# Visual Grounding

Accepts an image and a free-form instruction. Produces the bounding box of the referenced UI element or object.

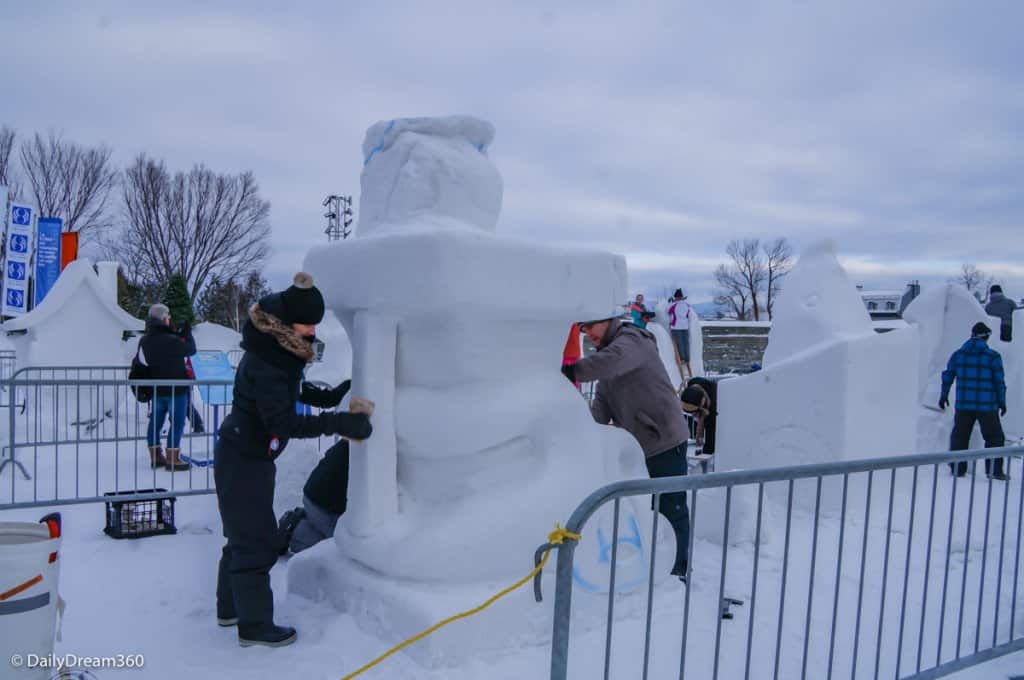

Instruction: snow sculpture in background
[4,260,142,368]
[903,284,1022,450]
[294,116,656,665]
[716,241,919,477]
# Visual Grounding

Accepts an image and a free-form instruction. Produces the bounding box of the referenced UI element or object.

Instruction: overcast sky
[2,1,1022,303]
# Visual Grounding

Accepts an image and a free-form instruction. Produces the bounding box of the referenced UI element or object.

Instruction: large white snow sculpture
[715,241,919,478]
[903,284,1023,449]
[292,116,662,665]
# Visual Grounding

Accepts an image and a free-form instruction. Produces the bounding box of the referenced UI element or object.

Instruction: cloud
[1,1,1021,302]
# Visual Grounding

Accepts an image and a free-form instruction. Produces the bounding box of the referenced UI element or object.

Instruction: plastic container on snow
[0,513,63,679]
[103,489,176,539]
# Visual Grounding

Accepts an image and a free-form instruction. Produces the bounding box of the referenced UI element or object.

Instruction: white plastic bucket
[0,514,62,680]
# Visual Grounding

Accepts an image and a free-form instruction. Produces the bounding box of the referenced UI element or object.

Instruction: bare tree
[19,131,118,240]
[0,126,20,198]
[724,239,767,320]
[115,154,271,301]
[714,264,750,320]
[952,263,994,302]
[763,237,795,320]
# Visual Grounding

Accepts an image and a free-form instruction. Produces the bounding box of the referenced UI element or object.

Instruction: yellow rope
[340,524,582,680]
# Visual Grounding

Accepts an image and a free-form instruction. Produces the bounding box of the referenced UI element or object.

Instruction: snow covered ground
[4,445,1024,679]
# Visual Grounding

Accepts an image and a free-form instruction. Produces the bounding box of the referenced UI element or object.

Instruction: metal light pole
[323,195,353,241]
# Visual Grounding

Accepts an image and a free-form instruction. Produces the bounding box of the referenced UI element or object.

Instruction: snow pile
[4,260,143,368]
[191,322,241,353]
[298,116,656,665]
[716,241,919,499]
[762,240,875,366]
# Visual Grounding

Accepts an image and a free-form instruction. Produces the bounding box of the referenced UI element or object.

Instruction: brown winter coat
[574,321,689,457]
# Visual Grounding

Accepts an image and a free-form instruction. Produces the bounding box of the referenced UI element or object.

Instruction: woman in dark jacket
[214,273,372,648]
[137,304,193,470]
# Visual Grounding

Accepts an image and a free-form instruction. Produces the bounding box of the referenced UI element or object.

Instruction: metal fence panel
[1,368,234,508]
[545,445,1024,680]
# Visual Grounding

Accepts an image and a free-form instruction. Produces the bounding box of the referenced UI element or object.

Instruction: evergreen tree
[162,273,195,327]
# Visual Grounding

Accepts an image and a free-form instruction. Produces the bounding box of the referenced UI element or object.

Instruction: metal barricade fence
[543,445,1024,680]
[0,366,234,509]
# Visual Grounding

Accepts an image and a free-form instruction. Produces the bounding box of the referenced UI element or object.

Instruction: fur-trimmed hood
[248,303,315,363]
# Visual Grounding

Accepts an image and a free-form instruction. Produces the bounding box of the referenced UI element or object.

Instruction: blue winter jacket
[940,338,1006,412]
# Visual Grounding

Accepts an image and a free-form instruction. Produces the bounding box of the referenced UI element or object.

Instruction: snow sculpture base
[289,544,552,667]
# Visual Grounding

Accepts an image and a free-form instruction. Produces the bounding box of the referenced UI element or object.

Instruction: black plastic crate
[103,488,177,539]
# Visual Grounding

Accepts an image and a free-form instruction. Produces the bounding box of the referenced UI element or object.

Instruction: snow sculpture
[903,284,1023,449]
[4,260,143,368]
[293,116,662,665]
[715,241,919,482]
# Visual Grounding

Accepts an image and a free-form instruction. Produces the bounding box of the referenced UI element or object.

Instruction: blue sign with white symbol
[5,289,24,309]
[9,233,28,253]
[7,261,25,281]
[11,205,32,226]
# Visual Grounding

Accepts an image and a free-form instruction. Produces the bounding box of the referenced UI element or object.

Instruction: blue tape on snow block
[363,119,396,166]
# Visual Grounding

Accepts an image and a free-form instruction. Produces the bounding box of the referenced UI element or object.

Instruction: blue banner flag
[34,217,62,307]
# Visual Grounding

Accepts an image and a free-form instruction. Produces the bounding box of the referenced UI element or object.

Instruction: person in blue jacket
[939,322,1008,480]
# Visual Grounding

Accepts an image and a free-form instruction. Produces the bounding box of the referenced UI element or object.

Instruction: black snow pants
[214,434,279,635]
[948,409,1006,477]
[645,442,691,574]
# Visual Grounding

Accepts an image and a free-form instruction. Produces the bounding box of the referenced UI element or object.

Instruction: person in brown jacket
[561,315,691,581]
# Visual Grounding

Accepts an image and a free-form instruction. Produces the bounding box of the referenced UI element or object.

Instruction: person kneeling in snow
[276,395,375,555]
[275,442,348,556]
[562,313,692,582]
[214,273,373,648]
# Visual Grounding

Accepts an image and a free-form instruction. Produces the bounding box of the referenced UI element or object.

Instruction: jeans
[671,329,690,362]
[948,409,1006,477]
[645,442,690,574]
[148,393,188,449]
[289,494,342,554]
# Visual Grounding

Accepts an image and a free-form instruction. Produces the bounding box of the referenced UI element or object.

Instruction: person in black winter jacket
[214,272,372,648]
[137,304,193,470]
[680,377,718,455]
[985,285,1019,342]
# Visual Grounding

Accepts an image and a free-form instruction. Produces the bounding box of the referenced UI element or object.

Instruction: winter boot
[165,448,191,471]
[148,446,167,469]
[276,507,306,556]
[239,624,297,647]
[234,572,297,647]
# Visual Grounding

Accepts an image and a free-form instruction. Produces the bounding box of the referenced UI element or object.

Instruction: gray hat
[148,303,170,320]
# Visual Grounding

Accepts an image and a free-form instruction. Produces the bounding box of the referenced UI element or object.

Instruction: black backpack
[129,353,153,403]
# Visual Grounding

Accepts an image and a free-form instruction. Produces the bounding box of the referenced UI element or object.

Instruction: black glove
[561,363,577,383]
[1000,405,1007,417]
[938,397,948,410]
[328,412,373,440]
[331,379,352,403]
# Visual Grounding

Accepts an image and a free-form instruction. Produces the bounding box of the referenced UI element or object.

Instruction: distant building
[857,281,921,321]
